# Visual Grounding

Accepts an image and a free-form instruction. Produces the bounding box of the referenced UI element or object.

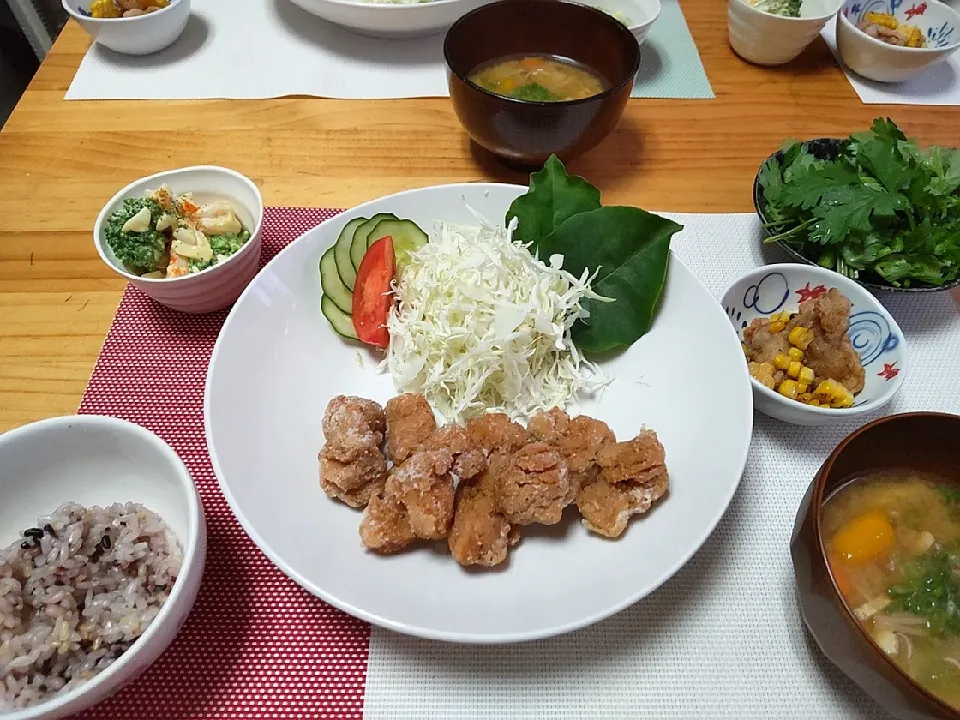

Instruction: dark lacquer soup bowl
[443,0,640,168]
[791,412,960,720]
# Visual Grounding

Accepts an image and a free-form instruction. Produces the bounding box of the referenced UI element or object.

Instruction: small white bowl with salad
[728,0,843,65]
[584,0,661,45]
[94,166,264,314]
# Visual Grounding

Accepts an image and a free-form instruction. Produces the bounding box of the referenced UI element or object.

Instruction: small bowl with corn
[62,0,191,56]
[722,263,907,426]
[835,0,960,83]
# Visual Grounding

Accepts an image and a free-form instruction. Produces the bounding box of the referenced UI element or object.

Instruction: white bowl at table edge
[285,0,497,39]
[0,414,206,720]
[728,0,844,66]
[835,0,960,83]
[61,0,191,56]
[93,165,264,315]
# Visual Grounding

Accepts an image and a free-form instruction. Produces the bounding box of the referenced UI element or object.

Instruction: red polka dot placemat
[74,208,371,720]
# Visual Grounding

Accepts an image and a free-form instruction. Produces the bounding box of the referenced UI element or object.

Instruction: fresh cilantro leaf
[757,118,960,288]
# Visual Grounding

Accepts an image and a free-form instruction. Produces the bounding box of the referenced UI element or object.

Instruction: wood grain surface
[0,1,958,432]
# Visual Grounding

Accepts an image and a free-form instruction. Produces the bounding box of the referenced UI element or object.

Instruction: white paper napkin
[360,212,960,720]
[822,20,960,105]
[65,0,713,100]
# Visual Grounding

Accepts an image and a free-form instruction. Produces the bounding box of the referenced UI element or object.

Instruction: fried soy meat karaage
[360,420,489,555]
[497,442,570,526]
[529,409,614,502]
[447,413,530,567]
[360,448,457,554]
[577,429,669,538]
[790,289,865,393]
[319,396,388,508]
[448,453,518,568]
[385,393,437,465]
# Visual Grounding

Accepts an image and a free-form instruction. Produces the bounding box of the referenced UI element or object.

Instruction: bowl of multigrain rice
[0,415,206,719]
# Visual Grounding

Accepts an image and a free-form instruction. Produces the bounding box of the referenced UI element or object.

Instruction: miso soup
[469,54,608,102]
[822,472,960,710]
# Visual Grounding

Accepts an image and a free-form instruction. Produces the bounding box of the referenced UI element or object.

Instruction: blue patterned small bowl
[836,0,960,82]
[722,264,907,426]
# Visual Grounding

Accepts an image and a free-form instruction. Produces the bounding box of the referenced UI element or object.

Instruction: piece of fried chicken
[741,317,791,366]
[497,442,570,526]
[319,396,388,508]
[425,423,487,481]
[385,393,437,465]
[528,408,614,503]
[466,412,530,457]
[360,446,460,554]
[577,429,669,538]
[789,289,865,393]
[448,453,517,568]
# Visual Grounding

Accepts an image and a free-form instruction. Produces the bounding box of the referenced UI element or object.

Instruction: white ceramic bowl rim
[733,263,907,417]
[734,0,845,23]
[93,165,264,286]
[292,0,474,10]
[625,0,661,31]
[837,2,960,53]
[0,414,203,720]
[62,0,182,22]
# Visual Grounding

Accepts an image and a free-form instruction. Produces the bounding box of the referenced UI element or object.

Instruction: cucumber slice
[365,218,429,271]
[320,247,353,315]
[334,217,366,290]
[321,294,358,341]
[351,212,398,270]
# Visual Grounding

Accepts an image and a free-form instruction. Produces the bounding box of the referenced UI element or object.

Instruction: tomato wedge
[352,235,395,349]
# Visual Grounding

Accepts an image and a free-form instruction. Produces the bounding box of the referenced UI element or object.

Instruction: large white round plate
[205,183,753,643]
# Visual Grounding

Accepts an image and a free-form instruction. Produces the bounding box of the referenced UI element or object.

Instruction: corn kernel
[799,366,816,384]
[788,326,812,350]
[788,347,804,361]
[787,361,802,379]
[806,398,821,407]
[91,0,121,18]
[814,380,855,409]
[768,319,787,334]
[798,382,810,394]
[865,12,898,29]
[773,354,791,371]
[778,379,800,400]
[798,392,814,403]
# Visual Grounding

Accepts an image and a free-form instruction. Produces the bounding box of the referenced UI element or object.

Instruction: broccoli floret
[185,231,251,274]
[209,230,251,257]
[104,198,168,276]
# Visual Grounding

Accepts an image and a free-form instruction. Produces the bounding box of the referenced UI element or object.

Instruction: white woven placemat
[361,212,960,719]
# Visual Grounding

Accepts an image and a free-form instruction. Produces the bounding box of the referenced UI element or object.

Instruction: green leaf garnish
[508,155,681,353]
[506,155,601,252]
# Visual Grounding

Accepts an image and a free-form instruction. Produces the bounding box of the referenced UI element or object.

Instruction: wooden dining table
[0,0,957,434]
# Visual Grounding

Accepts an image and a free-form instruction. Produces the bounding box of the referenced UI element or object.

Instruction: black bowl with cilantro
[753,119,960,293]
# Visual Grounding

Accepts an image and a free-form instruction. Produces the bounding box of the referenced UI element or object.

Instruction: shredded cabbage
[385,211,612,422]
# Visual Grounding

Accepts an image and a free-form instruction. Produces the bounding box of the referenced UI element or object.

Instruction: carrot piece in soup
[830,509,895,564]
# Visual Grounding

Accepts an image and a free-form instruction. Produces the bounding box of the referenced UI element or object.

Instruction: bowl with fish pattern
[722,263,907,426]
